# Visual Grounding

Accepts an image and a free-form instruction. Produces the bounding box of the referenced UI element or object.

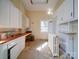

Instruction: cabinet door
[0,44,7,59]
[60,2,65,23]
[68,21,78,33]
[9,1,18,28]
[9,1,22,28]
[74,34,78,59]
[10,45,18,59]
[64,0,73,20]
[0,0,10,28]
[17,36,25,52]
[74,0,78,19]
[56,2,64,24]
[0,0,22,28]
[48,34,53,52]
[14,36,25,57]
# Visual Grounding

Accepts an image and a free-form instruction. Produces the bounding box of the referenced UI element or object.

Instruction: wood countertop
[0,33,31,44]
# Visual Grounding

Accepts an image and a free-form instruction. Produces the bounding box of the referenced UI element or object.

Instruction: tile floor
[17,40,59,59]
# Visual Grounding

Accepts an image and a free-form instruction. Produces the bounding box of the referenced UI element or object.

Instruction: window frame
[40,20,48,32]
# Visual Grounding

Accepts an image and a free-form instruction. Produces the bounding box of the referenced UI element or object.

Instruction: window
[40,20,48,32]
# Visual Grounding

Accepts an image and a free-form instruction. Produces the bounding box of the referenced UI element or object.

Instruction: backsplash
[0,28,31,40]
[0,28,16,33]
[0,28,23,39]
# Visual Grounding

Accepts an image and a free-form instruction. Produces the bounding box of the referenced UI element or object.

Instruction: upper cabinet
[64,0,74,20]
[0,0,23,28]
[9,1,22,28]
[64,0,78,21]
[74,0,78,19]
[56,0,78,24]
[0,0,10,28]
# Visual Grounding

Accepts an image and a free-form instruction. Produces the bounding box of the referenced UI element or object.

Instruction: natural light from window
[36,42,48,51]
[40,20,48,32]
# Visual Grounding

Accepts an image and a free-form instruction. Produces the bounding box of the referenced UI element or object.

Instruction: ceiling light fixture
[48,10,51,15]
[31,0,48,4]
[47,9,53,15]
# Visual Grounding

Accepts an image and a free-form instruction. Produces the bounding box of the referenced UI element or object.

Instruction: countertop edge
[0,33,31,44]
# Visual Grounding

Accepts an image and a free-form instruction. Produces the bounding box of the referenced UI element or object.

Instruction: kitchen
[0,0,78,59]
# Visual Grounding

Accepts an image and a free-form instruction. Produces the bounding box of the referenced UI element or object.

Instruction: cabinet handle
[71,12,73,17]
[61,17,63,20]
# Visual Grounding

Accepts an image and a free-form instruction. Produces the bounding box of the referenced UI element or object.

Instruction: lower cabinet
[0,35,25,59]
[11,36,25,59]
[0,44,8,59]
[48,34,59,56]
[10,45,18,59]
[15,36,25,57]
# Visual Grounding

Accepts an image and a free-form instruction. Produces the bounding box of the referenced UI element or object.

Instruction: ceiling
[22,0,59,11]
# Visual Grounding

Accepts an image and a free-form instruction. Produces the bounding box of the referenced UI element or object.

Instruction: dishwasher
[7,42,17,59]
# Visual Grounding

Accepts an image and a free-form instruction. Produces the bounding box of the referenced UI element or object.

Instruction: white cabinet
[14,36,25,56]
[48,34,53,51]
[55,0,78,58]
[57,0,78,24]
[9,36,25,59]
[0,44,8,59]
[48,34,59,56]
[0,0,22,28]
[64,0,74,20]
[58,0,74,22]
[65,0,78,20]
[9,1,17,28]
[56,1,66,24]
[73,34,78,59]
[74,0,78,19]
[7,40,17,59]
[68,21,78,33]
[7,40,18,59]
[0,0,10,28]
[9,1,22,28]
[59,20,78,34]
[57,0,78,33]
[0,35,25,59]
[48,17,59,56]
[7,36,25,59]
[10,45,18,59]
[58,21,78,58]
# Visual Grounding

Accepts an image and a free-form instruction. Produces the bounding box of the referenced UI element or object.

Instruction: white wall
[22,15,30,29]
[26,11,53,40]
